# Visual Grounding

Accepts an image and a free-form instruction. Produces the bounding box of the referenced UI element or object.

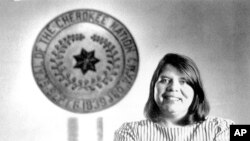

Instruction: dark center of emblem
[73,48,100,75]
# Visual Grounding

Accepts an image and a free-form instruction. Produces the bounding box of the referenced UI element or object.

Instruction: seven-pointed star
[73,48,100,75]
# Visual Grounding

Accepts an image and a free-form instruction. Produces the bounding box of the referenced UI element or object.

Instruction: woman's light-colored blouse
[114,117,234,141]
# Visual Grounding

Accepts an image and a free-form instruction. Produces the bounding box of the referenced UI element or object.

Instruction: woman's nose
[167,80,180,92]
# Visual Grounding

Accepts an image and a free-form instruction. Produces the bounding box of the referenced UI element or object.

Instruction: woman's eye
[179,79,186,84]
[159,78,170,83]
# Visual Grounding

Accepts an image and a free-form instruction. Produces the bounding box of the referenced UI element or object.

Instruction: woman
[114,53,234,141]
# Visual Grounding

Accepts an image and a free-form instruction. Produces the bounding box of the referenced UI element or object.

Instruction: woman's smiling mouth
[162,95,182,102]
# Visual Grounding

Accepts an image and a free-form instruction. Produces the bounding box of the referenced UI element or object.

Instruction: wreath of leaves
[50,34,86,90]
[88,34,121,89]
[50,33,121,92]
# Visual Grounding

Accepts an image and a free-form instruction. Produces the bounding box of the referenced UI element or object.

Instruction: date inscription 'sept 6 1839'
[32,9,139,113]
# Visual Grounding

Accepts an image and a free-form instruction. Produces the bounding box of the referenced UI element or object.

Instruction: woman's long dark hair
[144,53,210,125]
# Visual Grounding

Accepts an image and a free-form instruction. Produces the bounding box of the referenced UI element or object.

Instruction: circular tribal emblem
[32,9,139,113]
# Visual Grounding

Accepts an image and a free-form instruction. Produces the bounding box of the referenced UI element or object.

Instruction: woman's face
[154,64,194,119]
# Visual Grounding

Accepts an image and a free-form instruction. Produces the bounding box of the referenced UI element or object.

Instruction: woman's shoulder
[205,116,235,125]
[118,119,152,128]
[115,119,154,132]
[199,116,234,139]
[114,119,150,138]
[204,116,235,131]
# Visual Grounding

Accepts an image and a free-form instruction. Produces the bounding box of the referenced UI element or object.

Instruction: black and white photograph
[1,0,250,140]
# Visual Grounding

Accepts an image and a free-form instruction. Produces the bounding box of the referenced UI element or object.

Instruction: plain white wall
[1,0,250,141]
